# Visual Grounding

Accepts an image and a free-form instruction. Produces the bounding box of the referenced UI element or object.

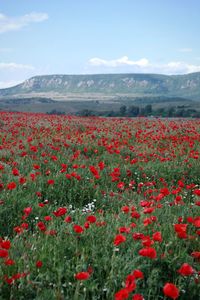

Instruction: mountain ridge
[0,72,200,101]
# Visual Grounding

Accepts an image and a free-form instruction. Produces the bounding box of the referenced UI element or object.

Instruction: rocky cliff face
[0,72,200,100]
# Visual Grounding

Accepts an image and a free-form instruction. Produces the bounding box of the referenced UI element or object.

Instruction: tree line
[77,104,200,118]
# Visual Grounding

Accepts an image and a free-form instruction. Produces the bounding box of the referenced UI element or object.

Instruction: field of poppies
[0,112,200,300]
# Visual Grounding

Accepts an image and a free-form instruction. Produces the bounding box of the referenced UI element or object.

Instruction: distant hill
[0,72,200,101]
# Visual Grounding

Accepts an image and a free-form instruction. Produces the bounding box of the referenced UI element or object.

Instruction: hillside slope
[0,72,200,101]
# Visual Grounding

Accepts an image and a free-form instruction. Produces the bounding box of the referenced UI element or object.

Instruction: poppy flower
[73,224,84,234]
[47,179,55,185]
[152,232,162,242]
[125,274,136,292]
[75,271,90,280]
[117,182,125,189]
[53,207,67,217]
[114,288,129,300]
[37,221,46,232]
[121,206,130,213]
[0,240,11,250]
[174,224,187,239]
[191,251,200,260]
[44,216,52,221]
[114,234,126,246]
[193,217,200,228]
[132,269,144,279]
[4,259,15,266]
[163,283,179,299]
[12,168,19,176]
[139,247,157,259]
[142,236,153,247]
[177,263,195,276]
[89,166,100,179]
[64,216,72,223]
[23,207,32,216]
[193,189,200,196]
[132,294,144,300]
[0,249,8,258]
[86,215,97,223]
[7,182,17,190]
[36,260,43,268]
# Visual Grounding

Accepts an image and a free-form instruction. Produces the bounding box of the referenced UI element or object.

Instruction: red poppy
[119,227,131,234]
[73,224,84,234]
[53,207,67,217]
[132,294,144,300]
[19,177,26,184]
[36,260,43,268]
[0,240,11,250]
[37,221,46,232]
[114,234,126,246]
[142,236,154,247]
[193,189,200,196]
[75,271,90,280]
[12,168,19,176]
[7,182,17,190]
[89,166,100,179]
[23,207,32,216]
[191,251,200,260]
[4,259,15,266]
[132,269,144,279]
[139,247,157,259]
[47,179,55,185]
[177,263,195,276]
[44,216,52,221]
[152,232,162,242]
[86,215,97,223]
[64,216,72,223]
[125,274,136,292]
[117,182,125,189]
[174,224,187,239]
[115,288,129,300]
[84,222,90,229]
[132,233,145,240]
[21,223,28,229]
[193,217,200,228]
[0,249,8,258]
[163,283,179,299]
[121,206,130,213]
[131,211,140,219]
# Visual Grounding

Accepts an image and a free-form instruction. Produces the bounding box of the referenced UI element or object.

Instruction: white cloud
[161,61,200,74]
[88,56,200,75]
[0,80,23,89]
[89,56,149,67]
[0,62,35,71]
[179,48,193,53]
[0,12,48,34]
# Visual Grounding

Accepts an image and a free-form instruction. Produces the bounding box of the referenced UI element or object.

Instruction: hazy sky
[1,0,200,88]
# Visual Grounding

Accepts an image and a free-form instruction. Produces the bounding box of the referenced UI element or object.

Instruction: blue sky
[1,0,200,88]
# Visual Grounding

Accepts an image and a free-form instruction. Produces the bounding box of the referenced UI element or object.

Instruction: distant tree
[155,107,165,117]
[47,109,65,115]
[107,110,116,117]
[175,109,186,117]
[78,109,94,116]
[167,107,175,117]
[127,105,140,117]
[120,105,127,116]
[144,104,152,115]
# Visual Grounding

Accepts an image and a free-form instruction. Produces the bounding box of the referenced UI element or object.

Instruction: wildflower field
[0,112,200,300]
